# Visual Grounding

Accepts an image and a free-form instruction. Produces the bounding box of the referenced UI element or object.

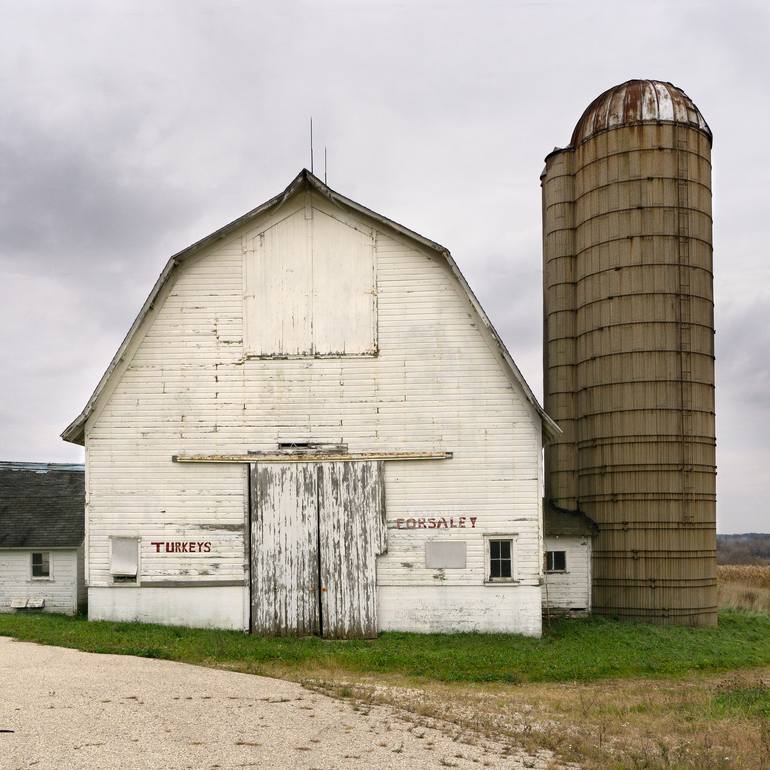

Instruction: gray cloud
[0,0,767,531]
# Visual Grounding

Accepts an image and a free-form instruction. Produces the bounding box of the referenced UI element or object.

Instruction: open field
[2,569,769,770]
[718,564,770,615]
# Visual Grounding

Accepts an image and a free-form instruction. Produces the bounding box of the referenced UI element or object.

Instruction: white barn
[0,462,86,616]
[62,170,558,638]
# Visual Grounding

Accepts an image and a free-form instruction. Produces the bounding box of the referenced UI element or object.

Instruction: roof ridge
[0,461,84,472]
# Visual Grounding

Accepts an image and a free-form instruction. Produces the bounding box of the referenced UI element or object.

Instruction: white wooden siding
[244,208,313,356]
[310,209,376,355]
[251,463,320,635]
[84,191,543,631]
[243,204,376,356]
[542,536,592,612]
[0,550,80,615]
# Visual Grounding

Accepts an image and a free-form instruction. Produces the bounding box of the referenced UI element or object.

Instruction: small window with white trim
[111,537,139,583]
[31,552,51,579]
[485,536,518,583]
[545,550,567,573]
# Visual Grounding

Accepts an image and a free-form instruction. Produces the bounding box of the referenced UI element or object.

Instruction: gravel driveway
[0,636,558,769]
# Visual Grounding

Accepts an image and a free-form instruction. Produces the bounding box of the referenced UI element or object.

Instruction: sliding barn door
[250,463,320,635]
[250,461,386,638]
[318,461,386,639]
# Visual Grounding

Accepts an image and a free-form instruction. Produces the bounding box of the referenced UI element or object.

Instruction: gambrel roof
[0,462,85,548]
[62,169,558,444]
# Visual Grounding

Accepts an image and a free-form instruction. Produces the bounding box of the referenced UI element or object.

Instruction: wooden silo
[542,80,717,626]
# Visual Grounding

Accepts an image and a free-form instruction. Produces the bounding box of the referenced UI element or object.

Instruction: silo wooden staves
[542,80,717,625]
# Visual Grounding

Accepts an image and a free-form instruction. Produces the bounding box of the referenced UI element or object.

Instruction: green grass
[713,681,770,718]
[0,610,769,684]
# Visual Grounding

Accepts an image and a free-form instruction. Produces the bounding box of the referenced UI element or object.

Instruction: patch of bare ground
[287,667,770,770]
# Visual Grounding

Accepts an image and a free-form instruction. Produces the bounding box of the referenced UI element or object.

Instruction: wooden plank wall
[250,463,320,635]
[84,192,543,626]
[541,536,591,612]
[318,461,385,639]
[0,550,79,615]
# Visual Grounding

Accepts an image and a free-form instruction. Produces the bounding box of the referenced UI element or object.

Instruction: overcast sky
[1,0,767,532]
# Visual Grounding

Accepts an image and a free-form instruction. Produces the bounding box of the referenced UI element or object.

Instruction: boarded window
[31,552,50,578]
[425,541,466,569]
[244,207,376,357]
[111,537,139,578]
[545,550,567,572]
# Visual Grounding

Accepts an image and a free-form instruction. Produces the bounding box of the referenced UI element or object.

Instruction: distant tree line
[718,534,770,565]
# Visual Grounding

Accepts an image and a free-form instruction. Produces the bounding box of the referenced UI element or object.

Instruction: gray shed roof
[0,462,85,548]
[61,169,560,445]
[544,501,597,537]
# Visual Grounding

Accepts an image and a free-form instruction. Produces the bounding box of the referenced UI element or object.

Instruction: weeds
[718,565,770,614]
[712,677,770,718]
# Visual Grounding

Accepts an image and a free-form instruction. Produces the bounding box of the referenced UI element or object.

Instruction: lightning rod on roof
[310,117,314,174]
[324,146,327,184]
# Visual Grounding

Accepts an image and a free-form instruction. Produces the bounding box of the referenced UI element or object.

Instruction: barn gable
[62,169,556,445]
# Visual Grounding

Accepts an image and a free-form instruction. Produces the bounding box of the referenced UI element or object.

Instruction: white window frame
[544,549,568,574]
[483,534,519,584]
[30,551,52,581]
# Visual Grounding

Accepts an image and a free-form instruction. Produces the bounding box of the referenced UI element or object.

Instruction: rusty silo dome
[570,79,712,147]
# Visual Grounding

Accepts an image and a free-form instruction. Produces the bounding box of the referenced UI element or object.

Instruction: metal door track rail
[173,451,453,464]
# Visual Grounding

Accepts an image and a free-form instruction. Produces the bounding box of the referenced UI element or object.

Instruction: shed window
[111,537,139,581]
[31,552,50,579]
[485,537,518,582]
[545,550,567,572]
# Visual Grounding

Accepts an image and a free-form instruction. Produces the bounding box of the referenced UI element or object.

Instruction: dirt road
[0,636,558,769]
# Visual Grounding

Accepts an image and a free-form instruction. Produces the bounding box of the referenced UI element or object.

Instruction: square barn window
[31,552,50,579]
[545,550,567,572]
[486,537,518,583]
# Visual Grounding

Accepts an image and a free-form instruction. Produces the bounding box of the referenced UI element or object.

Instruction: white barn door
[250,463,320,636]
[318,461,386,639]
[250,461,386,638]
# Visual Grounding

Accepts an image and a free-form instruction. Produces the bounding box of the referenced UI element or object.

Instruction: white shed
[62,170,558,638]
[0,462,86,616]
[542,504,596,616]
